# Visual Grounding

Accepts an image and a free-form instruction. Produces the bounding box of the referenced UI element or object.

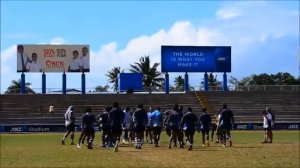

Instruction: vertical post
[223,72,227,91]
[81,72,86,94]
[62,72,66,94]
[184,72,189,92]
[204,72,208,91]
[21,73,25,94]
[165,73,169,94]
[42,72,46,94]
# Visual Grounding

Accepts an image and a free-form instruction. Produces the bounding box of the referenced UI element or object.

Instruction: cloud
[1,1,299,92]
[216,8,243,20]
[50,37,65,44]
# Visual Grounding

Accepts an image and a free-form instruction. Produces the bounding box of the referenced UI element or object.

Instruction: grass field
[1,131,299,168]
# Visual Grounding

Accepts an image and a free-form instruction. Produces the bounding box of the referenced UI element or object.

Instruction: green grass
[1,131,299,168]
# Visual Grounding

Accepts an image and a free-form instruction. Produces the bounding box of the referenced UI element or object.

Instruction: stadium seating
[194,91,300,123]
[0,91,299,125]
[0,93,201,125]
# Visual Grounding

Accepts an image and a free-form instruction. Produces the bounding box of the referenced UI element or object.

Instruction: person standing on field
[145,107,154,144]
[150,107,163,147]
[181,107,198,150]
[133,104,148,149]
[199,107,212,147]
[62,106,75,145]
[108,102,124,152]
[218,104,234,147]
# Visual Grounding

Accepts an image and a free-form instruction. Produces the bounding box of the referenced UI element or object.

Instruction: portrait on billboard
[68,50,82,72]
[80,47,90,72]
[26,53,42,72]
[17,45,31,72]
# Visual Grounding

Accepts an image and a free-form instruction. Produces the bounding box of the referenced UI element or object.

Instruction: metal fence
[3,85,300,94]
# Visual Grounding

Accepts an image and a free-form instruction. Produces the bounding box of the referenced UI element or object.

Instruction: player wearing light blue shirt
[150,107,163,147]
[146,107,153,144]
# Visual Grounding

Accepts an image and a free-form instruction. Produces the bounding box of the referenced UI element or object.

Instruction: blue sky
[1,1,299,92]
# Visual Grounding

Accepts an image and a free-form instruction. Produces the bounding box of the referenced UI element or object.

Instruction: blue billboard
[161,46,231,72]
[118,73,143,92]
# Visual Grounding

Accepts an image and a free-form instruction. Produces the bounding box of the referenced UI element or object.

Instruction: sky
[1,0,299,93]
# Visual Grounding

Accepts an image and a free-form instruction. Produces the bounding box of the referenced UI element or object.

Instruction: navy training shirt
[199,112,212,130]
[82,112,96,128]
[181,112,198,131]
[109,107,125,127]
[219,109,234,126]
[133,108,148,127]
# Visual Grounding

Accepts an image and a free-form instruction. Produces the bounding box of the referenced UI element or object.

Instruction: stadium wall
[1,123,299,133]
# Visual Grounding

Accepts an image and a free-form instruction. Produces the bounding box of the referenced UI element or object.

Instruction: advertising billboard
[118,73,143,92]
[161,46,231,72]
[17,45,90,73]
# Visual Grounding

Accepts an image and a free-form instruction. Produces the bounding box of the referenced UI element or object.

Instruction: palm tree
[5,79,35,94]
[106,67,123,92]
[129,55,164,88]
[95,84,109,92]
[200,73,221,90]
[207,73,221,86]
[174,75,184,90]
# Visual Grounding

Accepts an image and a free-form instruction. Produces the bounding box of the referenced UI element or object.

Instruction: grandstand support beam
[223,72,227,91]
[62,72,66,94]
[165,73,169,94]
[204,72,208,91]
[21,73,25,94]
[184,72,189,92]
[81,72,86,94]
[42,72,46,94]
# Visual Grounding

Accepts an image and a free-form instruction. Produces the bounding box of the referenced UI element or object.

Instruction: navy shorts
[184,129,195,135]
[66,123,75,132]
[134,125,145,134]
[111,125,122,135]
[83,127,95,135]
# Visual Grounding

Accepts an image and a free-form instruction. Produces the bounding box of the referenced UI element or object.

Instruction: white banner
[17,44,90,73]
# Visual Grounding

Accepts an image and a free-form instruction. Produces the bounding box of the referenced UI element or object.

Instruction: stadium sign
[161,46,231,72]
[17,44,90,73]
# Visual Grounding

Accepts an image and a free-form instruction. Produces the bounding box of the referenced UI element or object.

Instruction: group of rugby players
[61,102,235,151]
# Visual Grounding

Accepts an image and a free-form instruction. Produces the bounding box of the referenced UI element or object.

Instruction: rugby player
[218,104,234,147]
[199,107,212,147]
[266,107,274,143]
[150,107,163,147]
[61,106,75,145]
[108,102,124,152]
[98,106,112,147]
[123,107,132,144]
[81,107,96,149]
[181,107,198,150]
[166,104,182,149]
[178,105,185,148]
[133,104,148,149]
[145,107,154,144]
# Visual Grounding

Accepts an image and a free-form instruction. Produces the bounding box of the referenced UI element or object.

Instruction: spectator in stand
[49,104,54,115]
